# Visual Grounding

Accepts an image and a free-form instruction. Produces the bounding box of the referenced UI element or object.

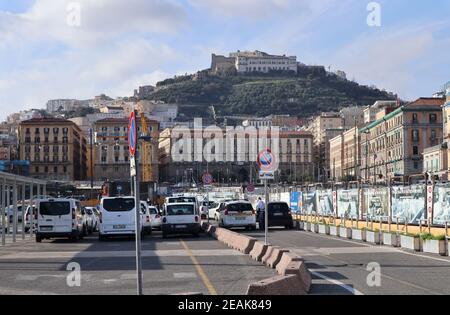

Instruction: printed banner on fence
[432,185,450,226]
[290,192,302,213]
[316,189,334,216]
[363,187,389,220]
[303,191,316,214]
[337,189,359,218]
[391,185,426,224]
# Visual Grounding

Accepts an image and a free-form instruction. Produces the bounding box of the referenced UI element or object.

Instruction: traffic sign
[130,157,137,177]
[128,111,137,157]
[257,149,276,172]
[247,184,255,193]
[259,171,275,180]
[202,172,214,185]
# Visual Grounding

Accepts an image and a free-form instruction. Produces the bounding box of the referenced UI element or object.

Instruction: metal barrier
[0,171,47,246]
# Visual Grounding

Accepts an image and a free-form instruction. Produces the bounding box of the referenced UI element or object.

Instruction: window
[35,167,39,173]
[53,128,59,134]
[115,156,119,162]
[44,128,50,134]
[413,146,419,155]
[62,128,68,134]
[430,114,437,124]
[431,130,437,141]
[103,198,135,212]
[414,161,419,169]
[54,166,58,173]
[412,113,418,123]
[63,166,67,173]
[62,136,68,144]
[45,166,48,173]
[101,156,107,163]
[412,130,419,142]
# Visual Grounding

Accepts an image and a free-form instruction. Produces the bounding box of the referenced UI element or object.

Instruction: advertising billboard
[337,189,359,218]
[363,187,390,220]
[432,185,450,226]
[290,192,302,213]
[391,185,426,224]
[316,189,334,216]
[303,191,316,214]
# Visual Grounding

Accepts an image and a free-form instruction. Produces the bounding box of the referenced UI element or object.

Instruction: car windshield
[39,202,71,216]
[167,204,195,216]
[227,203,253,212]
[202,201,215,207]
[268,203,290,212]
[149,208,158,215]
[103,198,135,212]
[86,209,93,215]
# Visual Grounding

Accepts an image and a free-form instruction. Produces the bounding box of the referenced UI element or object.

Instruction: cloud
[329,21,450,99]
[0,0,188,48]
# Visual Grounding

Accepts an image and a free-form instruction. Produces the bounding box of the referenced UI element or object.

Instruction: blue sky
[0,0,449,121]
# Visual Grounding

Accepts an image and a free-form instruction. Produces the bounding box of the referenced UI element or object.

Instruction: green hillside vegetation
[148,66,395,119]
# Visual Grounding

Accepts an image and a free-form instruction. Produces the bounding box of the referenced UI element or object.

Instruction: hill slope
[147,66,395,119]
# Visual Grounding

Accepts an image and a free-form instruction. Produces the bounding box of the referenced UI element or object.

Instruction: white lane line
[0,249,244,260]
[173,272,197,279]
[310,270,364,296]
[296,231,450,264]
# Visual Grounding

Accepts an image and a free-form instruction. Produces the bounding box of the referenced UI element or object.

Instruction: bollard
[356,215,359,230]
[396,217,399,232]
[405,217,408,234]
[419,220,422,234]
[388,216,392,234]
[428,218,431,234]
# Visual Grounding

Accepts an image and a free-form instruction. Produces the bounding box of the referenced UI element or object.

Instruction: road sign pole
[129,109,143,296]
[265,179,269,245]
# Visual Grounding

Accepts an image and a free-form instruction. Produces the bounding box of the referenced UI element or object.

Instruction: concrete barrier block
[250,241,269,262]
[282,260,312,293]
[276,252,304,275]
[262,247,290,269]
[234,235,257,254]
[246,275,307,296]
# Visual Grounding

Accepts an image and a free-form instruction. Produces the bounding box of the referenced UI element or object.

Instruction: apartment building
[92,118,159,182]
[19,118,87,181]
[159,128,314,184]
[360,98,444,183]
[329,135,344,181]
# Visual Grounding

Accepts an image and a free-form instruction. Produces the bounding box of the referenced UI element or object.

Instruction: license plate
[113,225,126,230]
[176,225,187,229]
[40,226,53,232]
[235,217,246,221]
[274,213,284,217]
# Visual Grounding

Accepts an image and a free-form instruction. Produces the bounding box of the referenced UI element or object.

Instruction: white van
[162,203,201,238]
[140,201,153,235]
[36,198,86,243]
[99,197,143,241]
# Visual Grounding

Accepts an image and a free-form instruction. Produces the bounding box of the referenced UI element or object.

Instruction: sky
[0,0,449,121]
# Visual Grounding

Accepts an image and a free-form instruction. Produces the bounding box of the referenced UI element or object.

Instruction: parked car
[149,206,162,230]
[257,202,294,230]
[217,200,257,230]
[162,202,201,238]
[24,205,37,233]
[6,205,24,223]
[99,196,144,241]
[85,207,99,234]
[140,201,153,235]
[35,198,86,243]
[208,201,221,220]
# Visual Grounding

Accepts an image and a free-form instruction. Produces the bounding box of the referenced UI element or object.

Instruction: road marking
[296,231,450,264]
[174,272,197,279]
[288,246,398,256]
[180,239,218,296]
[0,249,243,260]
[310,270,364,295]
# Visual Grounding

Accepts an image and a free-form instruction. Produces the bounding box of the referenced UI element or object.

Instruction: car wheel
[36,236,42,243]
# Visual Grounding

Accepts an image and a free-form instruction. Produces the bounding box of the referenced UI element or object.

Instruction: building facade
[360,98,444,183]
[19,118,87,181]
[212,51,297,74]
[92,118,159,183]
[423,143,448,180]
[159,128,314,184]
[329,135,344,181]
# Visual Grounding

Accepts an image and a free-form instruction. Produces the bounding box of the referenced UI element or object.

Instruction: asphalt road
[242,227,450,295]
[0,230,275,295]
